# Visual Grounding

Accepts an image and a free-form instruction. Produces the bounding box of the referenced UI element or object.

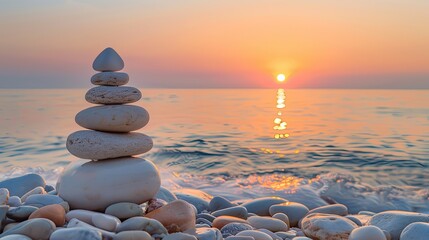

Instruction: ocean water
[0,89,428,213]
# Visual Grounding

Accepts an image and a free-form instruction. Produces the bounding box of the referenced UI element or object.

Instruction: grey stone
[209,196,236,212]
[0,174,45,197]
[7,206,38,221]
[221,222,253,238]
[241,197,287,216]
[50,227,102,240]
[23,194,64,208]
[212,206,248,219]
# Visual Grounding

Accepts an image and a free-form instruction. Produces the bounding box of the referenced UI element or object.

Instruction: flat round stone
[66,130,153,160]
[85,86,141,105]
[57,157,161,211]
[93,47,124,72]
[91,72,129,86]
[75,105,149,133]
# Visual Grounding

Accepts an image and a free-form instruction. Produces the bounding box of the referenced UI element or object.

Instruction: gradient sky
[1,0,428,89]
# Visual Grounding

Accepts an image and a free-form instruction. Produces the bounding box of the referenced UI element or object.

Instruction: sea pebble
[349,226,387,240]
[368,210,429,240]
[0,188,9,205]
[145,200,196,233]
[20,187,46,202]
[174,189,212,213]
[345,215,363,226]
[196,227,222,240]
[247,216,288,232]
[155,187,177,203]
[358,210,376,216]
[44,185,55,192]
[272,213,290,227]
[241,197,287,216]
[66,131,153,160]
[306,203,348,216]
[7,206,38,221]
[105,202,144,220]
[213,216,249,229]
[85,86,142,105]
[275,231,296,239]
[116,216,167,235]
[400,222,429,240]
[197,218,213,226]
[93,47,124,72]
[28,204,65,227]
[67,218,115,239]
[0,174,45,197]
[50,227,102,240]
[197,213,216,222]
[257,229,282,240]
[65,210,121,232]
[301,213,357,240]
[220,222,253,238]
[58,157,160,211]
[112,230,152,240]
[91,72,129,86]
[292,237,312,240]
[7,196,21,207]
[0,205,9,228]
[212,206,248,219]
[0,234,31,240]
[145,198,167,214]
[210,196,237,211]
[163,232,198,240]
[225,237,255,240]
[2,223,19,233]
[269,202,309,227]
[76,105,149,133]
[23,194,64,208]
[236,230,273,240]
[0,218,55,240]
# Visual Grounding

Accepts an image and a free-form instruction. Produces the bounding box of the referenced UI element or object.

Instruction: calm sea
[0,89,428,213]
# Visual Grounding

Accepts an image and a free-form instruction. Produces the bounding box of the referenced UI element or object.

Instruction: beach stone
[196,227,222,240]
[221,222,253,238]
[307,203,348,216]
[91,72,129,86]
[210,196,237,211]
[272,213,290,227]
[275,231,296,239]
[113,230,152,240]
[44,185,55,192]
[0,205,9,227]
[116,216,168,235]
[247,216,288,232]
[85,86,142,105]
[163,232,197,240]
[0,188,9,205]
[241,197,287,216]
[145,198,167,214]
[258,229,282,240]
[301,213,357,240]
[358,210,376,216]
[400,222,429,240]
[93,47,124,72]
[292,237,312,240]
[28,204,65,227]
[91,213,121,232]
[213,216,249,229]
[225,237,255,240]
[0,235,31,240]
[197,213,216,222]
[7,196,21,207]
[345,215,363,226]
[7,206,38,221]
[23,194,64,208]
[67,218,115,239]
[197,218,213,226]
[66,131,153,160]
[349,226,387,240]
[236,230,272,240]
[0,174,45,197]
[269,202,309,227]
[20,187,46,203]
[174,189,212,213]
[105,202,143,220]
[50,227,102,240]
[58,157,160,211]
[155,187,177,203]
[0,218,55,240]
[3,223,20,233]
[368,211,429,240]
[76,105,149,133]
[212,206,248,219]
[146,199,196,233]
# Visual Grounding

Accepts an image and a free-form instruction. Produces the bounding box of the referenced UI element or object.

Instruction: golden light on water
[276,74,286,82]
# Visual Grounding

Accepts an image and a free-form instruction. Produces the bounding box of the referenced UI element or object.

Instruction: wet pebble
[220,222,253,238]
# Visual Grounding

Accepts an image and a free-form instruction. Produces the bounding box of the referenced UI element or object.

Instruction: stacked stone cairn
[0,48,428,240]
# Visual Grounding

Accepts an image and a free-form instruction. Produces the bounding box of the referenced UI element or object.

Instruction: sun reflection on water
[273,88,289,139]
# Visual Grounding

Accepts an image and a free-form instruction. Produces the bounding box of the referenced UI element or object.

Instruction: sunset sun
[277,74,286,82]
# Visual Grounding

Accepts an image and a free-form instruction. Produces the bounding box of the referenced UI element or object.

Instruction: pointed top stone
[92,47,125,72]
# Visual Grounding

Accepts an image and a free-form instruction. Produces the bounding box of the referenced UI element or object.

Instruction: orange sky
[0,1,428,88]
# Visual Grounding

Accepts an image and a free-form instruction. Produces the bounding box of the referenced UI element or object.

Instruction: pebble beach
[0,48,428,240]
